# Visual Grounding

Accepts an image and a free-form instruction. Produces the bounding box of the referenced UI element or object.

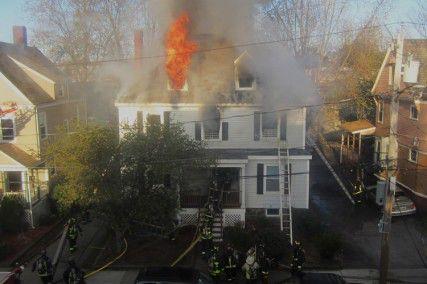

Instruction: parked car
[392,189,416,216]
[134,267,213,284]
[366,185,416,216]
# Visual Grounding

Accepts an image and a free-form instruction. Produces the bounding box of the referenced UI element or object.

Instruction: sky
[0,0,423,44]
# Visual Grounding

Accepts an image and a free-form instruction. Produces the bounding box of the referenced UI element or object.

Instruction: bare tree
[25,0,152,81]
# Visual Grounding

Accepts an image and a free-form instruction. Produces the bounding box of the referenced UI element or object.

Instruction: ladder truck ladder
[278,142,293,244]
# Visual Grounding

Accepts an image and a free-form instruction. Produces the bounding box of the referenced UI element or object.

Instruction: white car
[392,189,417,216]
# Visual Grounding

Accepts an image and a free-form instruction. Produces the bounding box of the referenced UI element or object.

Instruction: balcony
[180,191,241,208]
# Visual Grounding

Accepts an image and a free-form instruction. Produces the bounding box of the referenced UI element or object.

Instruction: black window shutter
[195,122,202,140]
[280,112,287,141]
[136,111,143,132]
[254,112,260,141]
[257,163,264,194]
[222,122,229,141]
[164,111,171,127]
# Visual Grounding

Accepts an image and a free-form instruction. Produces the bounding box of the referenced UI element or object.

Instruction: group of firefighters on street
[200,193,306,283]
[31,217,85,284]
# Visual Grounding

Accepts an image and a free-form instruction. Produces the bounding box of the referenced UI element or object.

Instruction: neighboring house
[372,35,427,211]
[116,32,312,237]
[0,26,85,226]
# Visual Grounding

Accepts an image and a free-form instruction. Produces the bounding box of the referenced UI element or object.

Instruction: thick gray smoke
[107,0,317,109]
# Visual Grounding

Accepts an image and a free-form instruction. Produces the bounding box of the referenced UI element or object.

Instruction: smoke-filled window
[262,112,278,138]
[201,107,221,140]
[235,52,255,90]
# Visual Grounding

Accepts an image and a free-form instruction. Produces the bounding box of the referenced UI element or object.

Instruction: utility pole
[379,33,403,284]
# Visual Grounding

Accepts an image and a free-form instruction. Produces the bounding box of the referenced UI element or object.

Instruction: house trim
[371,47,391,93]
[248,155,312,160]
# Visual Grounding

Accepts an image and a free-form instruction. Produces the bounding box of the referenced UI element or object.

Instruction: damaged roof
[117,34,261,105]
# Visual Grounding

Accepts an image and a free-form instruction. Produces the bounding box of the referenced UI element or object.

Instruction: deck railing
[180,191,241,208]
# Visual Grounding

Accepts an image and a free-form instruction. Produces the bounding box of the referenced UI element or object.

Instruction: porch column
[358,133,362,156]
[241,165,246,209]
[340,133,344,164]
[22,171,34,228]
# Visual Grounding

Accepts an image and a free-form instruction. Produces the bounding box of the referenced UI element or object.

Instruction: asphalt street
[310,151,427,269]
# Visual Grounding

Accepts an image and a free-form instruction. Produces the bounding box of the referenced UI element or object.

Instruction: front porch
[180,166,244,209]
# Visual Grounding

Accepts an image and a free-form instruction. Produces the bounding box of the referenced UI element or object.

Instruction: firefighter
[66,218,82,254]
[257,243,269,283]
[222,244,237,282]
[32,249,53,284]
[242,253,259,283]
[290,240,305,277]
[202,202,214,227]
[208,246,222,283]
[200,225,213,258]
[63,259,85,284]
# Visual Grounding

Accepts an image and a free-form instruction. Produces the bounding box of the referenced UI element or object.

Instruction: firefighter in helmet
[257,243,270,283]
[290,240,305,277]
[208,246,222,282]
[200,224,213,258]
[66,218,82,254]
[63,259,85,284]
[222,244,238,282]
[242,250,259,283]
[32,249,53,284]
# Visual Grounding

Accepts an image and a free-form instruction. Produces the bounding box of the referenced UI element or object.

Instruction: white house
[116,33,312,237]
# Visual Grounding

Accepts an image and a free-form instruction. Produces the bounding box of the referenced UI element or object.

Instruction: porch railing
[180,191,241,208]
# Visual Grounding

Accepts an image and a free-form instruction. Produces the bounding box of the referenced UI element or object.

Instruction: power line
[54,21,426,67]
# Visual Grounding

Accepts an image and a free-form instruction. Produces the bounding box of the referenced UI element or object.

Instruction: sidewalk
[13,219,106,283]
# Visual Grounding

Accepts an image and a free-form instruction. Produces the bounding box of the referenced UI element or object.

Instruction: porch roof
[340,119,376,135]
[0,144,40,168]
[210,148,312,159]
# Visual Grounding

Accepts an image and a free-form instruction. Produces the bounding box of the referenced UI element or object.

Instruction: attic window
[235,53,256,90]
[167,80,188,92]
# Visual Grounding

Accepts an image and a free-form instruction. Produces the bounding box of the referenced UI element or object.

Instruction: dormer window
[167,80,188,92]
[235,51,256,90]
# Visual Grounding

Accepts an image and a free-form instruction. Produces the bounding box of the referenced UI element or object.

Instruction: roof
[0,42,65,105]
[341,119,376,135]
[0,144,40,167]
[0,52,53,104]
[211,148,312,159]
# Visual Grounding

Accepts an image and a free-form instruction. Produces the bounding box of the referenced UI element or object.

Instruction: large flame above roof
[165,13,198,90]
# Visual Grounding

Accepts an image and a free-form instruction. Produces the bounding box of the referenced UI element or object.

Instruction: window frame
[377,100,384,123]
[265,165,280,193]
[265,208,280,217]
[261,112,278,139]
[408,148,418,163]
[410,104,419,120]
[235,64,256,91]
[0,116,16,142]
[38,112,48,140]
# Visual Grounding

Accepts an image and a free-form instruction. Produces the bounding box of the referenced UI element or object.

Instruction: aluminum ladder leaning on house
[278,141,293,244]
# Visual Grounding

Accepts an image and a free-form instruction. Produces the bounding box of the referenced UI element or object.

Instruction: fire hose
[84,237,128,279]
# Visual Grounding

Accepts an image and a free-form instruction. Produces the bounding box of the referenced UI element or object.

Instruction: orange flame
[165,13,198,90]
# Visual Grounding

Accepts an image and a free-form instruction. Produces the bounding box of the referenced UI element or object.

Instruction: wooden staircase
[212,211,223,243]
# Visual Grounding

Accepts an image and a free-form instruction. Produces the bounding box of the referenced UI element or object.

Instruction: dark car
[134,267,213,284]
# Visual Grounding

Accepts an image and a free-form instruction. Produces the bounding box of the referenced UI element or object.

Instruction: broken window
[0,118,14,141]
[235,55,255,90]
[262,112,278,138]
[201,107,220,140]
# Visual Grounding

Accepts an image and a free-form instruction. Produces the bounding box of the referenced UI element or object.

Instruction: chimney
[134,30,143,59]
[13,26,27,47]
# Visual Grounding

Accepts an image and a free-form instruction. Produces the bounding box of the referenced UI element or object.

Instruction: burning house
[116,5,313,236]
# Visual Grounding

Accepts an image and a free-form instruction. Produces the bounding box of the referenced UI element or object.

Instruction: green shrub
[258,227,291,260]
[0,242,9,260]
[0,195,27,233]
[315,232,343,260]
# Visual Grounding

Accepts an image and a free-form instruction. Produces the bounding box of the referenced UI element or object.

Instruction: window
[375,139,381,162]
[136,111,144,132]
[410,104,419,120]
[377,101,384,123]
[235,59,256,90]
[409,148,418,163]
[38,112,47,140]
[202,107,220,140]
[147,114,161,126]
[0,118,14,141]
[262,112,278,138]
[265,165,279,192]
[5,171,22,192]
[266,208,280,216]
